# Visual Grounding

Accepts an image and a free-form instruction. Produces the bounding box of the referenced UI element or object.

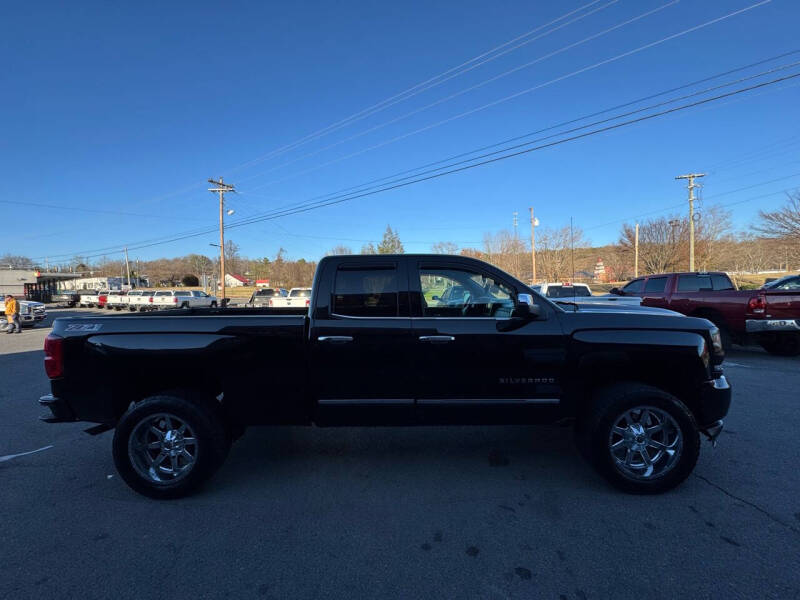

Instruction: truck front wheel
[577,383,700,494]
[112,394,230,499]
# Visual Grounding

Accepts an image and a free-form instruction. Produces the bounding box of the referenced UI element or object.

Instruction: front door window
[419,268,515,318]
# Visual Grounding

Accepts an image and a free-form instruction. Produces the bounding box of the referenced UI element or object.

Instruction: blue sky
[2,0,799,264]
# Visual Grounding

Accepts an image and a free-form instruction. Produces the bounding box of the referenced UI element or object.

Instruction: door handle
[317,336,353,343]
[418,335,455,343]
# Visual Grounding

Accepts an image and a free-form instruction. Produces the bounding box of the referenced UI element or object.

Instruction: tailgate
[763,290,800,319]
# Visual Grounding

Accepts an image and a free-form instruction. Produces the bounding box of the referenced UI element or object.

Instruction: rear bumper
[696,375,731,429]
[39,394,76,423]
[746,318,800,333]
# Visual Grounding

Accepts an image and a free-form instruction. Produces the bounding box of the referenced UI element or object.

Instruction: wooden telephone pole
[208,177,235,302]
[675,173,705,271]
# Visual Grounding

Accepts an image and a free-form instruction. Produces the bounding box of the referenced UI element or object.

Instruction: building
[255,279,270,287]
[58,276,147,292]
[225,273,250,287]
[0,269,81,302]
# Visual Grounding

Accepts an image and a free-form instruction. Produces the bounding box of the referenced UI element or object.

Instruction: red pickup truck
[611,272,800,356]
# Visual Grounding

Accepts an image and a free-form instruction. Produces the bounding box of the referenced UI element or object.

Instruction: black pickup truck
[40,254,730,498]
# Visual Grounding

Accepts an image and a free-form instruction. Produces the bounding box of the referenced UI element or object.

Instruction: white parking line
[724,362,751,368]
[0,445,54,463]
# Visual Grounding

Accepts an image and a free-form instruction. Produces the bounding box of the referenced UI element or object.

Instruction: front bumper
[39,394,76,423]
[746,318,800,333]
[696,375,731,430]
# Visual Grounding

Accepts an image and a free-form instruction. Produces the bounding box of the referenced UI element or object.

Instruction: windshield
[289,289,311,297]
[253,289,276,297]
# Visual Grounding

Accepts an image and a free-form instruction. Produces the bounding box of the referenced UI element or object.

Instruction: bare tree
[327,245,353,255]
[224,240,240,275]
[360,243,377,255]
[620,217,685,274]
[431,241,459,255]
[755,192,800,240]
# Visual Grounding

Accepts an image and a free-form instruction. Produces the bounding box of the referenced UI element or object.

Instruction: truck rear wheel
[112,394,230,499]
[759,333,800,356]
[576,383,700,494]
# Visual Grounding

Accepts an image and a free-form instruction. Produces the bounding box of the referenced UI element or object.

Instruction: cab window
[333,268,398,317]
[419,267,515,318]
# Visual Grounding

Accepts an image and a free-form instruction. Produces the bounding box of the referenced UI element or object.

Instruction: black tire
[576,382,700,494]
[210,301,217,308]
[112,394,230,499]
[759,333,800,356]
[181,302,189,309]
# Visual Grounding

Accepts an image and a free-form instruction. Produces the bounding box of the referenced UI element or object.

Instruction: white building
[224,273,250,287]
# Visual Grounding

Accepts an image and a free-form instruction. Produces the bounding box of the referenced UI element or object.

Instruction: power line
[235,0,676,186]
[224,0,618,175]
[240,49,800,212]
[32,70,799,261]
[239,58,800,217]
[244,0,773,192]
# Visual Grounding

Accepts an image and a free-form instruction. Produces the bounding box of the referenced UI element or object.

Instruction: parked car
[610,271,800,355]
[51,290,79,308]
[41,254,730,499]
[268,287,312,308]
[248,288,280,307]
[78,290,99,308]
[150,290,218,310]
[106,291,129,311]
[126,290,155,312]
[746,274,800,355]
[1,298,46,328]
[532,282,642,305]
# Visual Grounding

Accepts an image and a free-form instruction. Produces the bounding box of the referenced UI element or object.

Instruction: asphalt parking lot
[1,308,799,599]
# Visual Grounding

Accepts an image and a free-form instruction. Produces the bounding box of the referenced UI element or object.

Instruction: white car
[268,287,312,308]
[0,299,47,329]
[531,282,642,305]
[151,290,218,310]
[127,290,155,312]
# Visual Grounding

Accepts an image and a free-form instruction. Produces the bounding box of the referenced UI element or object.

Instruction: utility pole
[124,247,131,287]
[208,177,235,302]
[529,208,538,284]
[512,211,519,279]
[634,223,639,278]
[675,173,705,271]
[570,216,575,282]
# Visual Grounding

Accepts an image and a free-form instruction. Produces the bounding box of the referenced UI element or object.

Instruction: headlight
[709,327,724,355]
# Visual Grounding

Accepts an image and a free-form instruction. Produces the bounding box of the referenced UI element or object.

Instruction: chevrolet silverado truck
[40,254,730,499]
[611,271,800,355]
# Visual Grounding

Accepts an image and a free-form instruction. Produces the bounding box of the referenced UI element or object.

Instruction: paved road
[1,308,799,599]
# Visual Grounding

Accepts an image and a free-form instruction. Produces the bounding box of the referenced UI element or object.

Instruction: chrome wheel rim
[609,406,682,480]
[128,413,198,485]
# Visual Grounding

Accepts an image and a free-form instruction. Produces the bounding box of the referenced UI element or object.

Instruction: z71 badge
[65,323,102,332]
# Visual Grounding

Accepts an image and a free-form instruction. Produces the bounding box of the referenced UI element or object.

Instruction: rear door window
[333,268,398,317]
[677,275,712,292]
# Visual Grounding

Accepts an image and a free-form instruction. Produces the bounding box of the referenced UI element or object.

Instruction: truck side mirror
[514,293,540,319]
[609,287,621,295]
